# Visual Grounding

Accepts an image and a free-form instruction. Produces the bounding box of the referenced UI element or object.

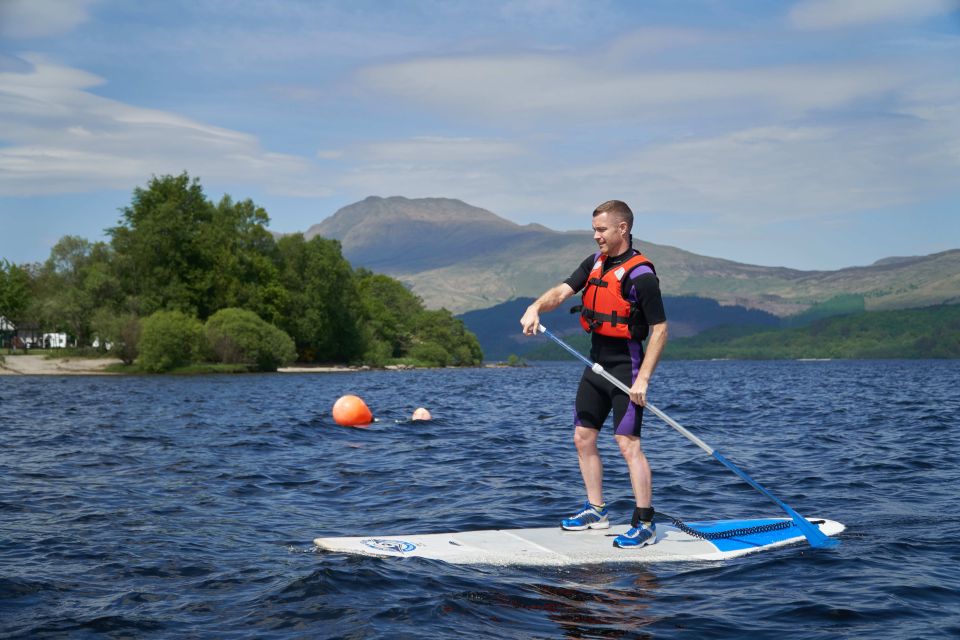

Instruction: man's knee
[615,434,642,458]
[573,426,599,451]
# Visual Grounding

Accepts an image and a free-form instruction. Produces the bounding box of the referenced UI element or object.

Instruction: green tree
[31,237,118,346]
[276,234,364,362]
[138,310,204,372]
[201,196,287,322]
[408,341,451,366]
[353,269,484,366]
[91,309,140,364]
[109,173,287,323]
[204,307,296,371]
[0,259,31,323]
[413,308,483,365]
[109,173,217,317]
[355,269,421,360]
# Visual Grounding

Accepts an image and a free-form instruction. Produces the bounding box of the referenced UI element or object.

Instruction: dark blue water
[2,360,959,639]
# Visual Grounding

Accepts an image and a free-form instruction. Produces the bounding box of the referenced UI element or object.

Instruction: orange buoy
[332,394,373,427]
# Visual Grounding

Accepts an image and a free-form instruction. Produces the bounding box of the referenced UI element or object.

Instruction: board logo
[361,538,417,553]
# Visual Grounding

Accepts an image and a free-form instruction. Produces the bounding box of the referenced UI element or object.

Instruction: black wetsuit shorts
[573,336,645,437]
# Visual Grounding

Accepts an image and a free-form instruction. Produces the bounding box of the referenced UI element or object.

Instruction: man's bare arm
[629,321,669,406]
[520,283,576,335]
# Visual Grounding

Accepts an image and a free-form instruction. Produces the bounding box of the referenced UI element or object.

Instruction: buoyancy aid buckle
[574,306,604,332]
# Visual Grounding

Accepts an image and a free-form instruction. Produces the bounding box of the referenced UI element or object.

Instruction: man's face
[592,212,626,255]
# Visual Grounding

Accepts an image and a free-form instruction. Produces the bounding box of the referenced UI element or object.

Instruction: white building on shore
[1,316,70,349]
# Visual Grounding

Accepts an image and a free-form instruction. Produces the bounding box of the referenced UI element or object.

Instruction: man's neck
[605,243,633,261]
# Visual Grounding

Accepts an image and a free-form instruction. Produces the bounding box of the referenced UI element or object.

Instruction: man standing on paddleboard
[520,200,669,548]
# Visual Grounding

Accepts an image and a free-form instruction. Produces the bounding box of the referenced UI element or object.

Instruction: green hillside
[666,304,960,359]
[527,304,960,360]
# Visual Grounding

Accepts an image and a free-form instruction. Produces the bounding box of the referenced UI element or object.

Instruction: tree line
[663,304,960,359]
[522,304,960,361]
[0,173,483,371]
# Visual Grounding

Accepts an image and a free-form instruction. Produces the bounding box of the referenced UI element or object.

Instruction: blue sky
[1,0,958,270]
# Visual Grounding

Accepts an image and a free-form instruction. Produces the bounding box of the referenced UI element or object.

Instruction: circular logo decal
[361,538,417,553]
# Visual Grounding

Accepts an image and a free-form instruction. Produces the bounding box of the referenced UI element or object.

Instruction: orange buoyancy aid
[578,252,656,339]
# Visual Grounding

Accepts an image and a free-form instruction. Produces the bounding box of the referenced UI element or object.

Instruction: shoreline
[0,355,122,375]
[0,356,522,376]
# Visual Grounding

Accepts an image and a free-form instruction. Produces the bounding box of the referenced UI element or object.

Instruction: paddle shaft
[537,323,838,549]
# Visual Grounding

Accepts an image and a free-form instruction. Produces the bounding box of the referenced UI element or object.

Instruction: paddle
[538,324,839,549]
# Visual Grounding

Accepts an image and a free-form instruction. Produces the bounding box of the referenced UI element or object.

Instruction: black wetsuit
[564,247,667,436]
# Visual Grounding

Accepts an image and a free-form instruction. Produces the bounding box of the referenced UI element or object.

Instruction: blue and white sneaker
[613,523,657,548]
[561,501,609,530]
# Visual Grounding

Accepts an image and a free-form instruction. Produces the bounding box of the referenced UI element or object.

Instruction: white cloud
[0,0,97,38]
[357,54,905,122]
[0,56,331,197]
[336,137,528,205]
[605,27,713,59]
[346,35,959,228]
[789,0,956,30]
[356,136,524,163]
[572,120,958,222]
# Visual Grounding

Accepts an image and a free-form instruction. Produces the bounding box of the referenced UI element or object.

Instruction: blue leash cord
[538,324,839,549]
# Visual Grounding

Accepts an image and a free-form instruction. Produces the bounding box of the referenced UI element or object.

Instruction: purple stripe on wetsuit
[614,339,645,435]
[626,265,654,302]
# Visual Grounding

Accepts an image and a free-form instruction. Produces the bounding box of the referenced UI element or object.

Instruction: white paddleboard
[314,517,844,566]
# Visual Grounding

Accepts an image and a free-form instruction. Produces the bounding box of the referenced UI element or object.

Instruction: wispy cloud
[335,136,530,208]
[570,117,958,222]
[788,0,957,30]
[356,54,906,123]
[342,16,959,229]
[0,0,98,39]
[604,27,716,59]
[0,56,330,197]
[354,136,525,163]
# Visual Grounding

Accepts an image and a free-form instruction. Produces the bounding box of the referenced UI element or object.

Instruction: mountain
[305,196,960,316]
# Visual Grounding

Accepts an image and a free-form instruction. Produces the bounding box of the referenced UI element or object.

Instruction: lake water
[2,360,959,639]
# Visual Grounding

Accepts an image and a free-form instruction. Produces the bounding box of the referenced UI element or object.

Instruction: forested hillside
[526,305,960,360]
[665,305,960,359]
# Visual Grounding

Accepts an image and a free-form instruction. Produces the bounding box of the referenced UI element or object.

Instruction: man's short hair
[593,200,633,232]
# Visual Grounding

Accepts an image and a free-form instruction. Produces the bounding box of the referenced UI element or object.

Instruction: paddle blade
[713,452,840,549]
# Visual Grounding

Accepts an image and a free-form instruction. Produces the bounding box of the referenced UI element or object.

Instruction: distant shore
[0,356,364,375]
[0,355,516,376]
[0,355,122,375]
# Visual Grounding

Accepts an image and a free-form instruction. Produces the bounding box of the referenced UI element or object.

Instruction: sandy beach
[0,355,122,375]
[1,358,498,375]
[0,356,365,375]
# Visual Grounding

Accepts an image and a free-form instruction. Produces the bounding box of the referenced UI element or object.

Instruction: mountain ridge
[301,196,959,315]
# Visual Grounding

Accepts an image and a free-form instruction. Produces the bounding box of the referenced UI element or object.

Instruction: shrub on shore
[138,310,204,373]
[204,308,296,372]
